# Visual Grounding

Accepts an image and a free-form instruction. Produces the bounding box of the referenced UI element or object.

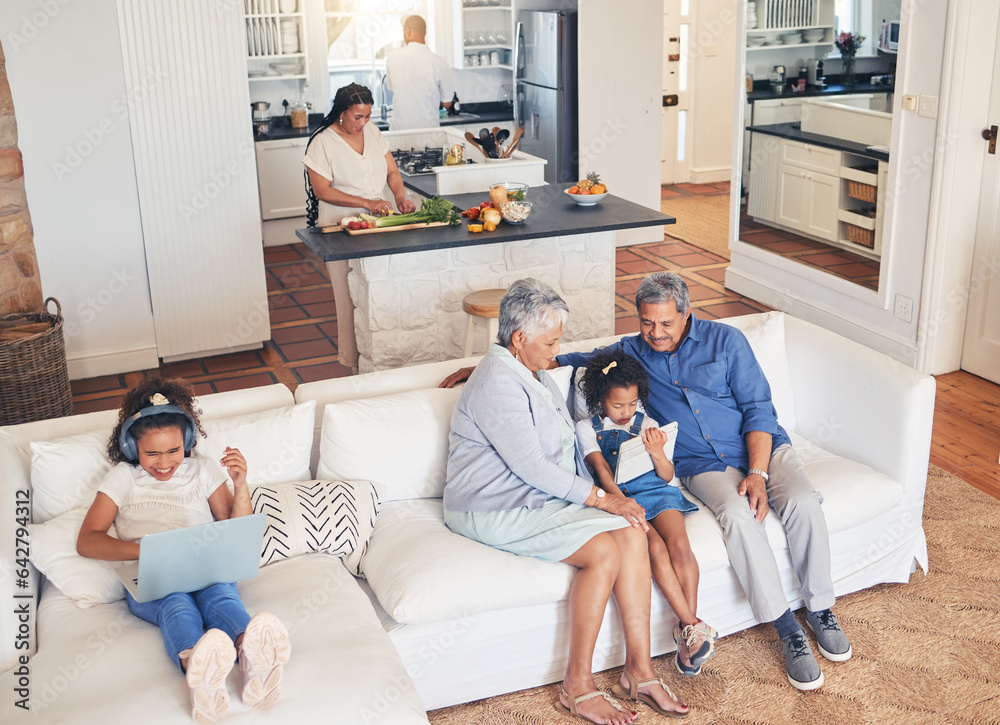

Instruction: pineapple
[577,171,601,191]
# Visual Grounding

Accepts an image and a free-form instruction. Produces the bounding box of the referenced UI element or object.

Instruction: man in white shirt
[385,15,454,131]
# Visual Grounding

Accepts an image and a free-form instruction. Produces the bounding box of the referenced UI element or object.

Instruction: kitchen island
[297,183,674,372]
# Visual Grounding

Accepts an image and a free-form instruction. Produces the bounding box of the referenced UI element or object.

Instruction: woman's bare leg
[608,525,689,715]
[561,532,638,725]
[649,511,700,622]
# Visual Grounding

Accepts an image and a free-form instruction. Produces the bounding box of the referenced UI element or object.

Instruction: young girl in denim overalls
[575,350,718,677]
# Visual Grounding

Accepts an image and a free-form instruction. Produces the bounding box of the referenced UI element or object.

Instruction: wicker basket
[0,297,73,426]
[847,180,877,203]
[845,223,875,248]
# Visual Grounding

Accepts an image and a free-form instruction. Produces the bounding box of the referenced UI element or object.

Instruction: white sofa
[0,311,937,721]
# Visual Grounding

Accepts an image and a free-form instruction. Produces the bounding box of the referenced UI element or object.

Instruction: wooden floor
[930,370,1000,499]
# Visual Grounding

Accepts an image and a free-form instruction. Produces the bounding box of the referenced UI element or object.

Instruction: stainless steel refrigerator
[514,10,577,185]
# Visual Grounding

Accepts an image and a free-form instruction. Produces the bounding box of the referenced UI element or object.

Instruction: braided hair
[578,350,651,418]
[107,376,206,464]
[304,83,375,227]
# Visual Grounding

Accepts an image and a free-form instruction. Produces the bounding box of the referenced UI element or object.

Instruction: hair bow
[602,361,617,375]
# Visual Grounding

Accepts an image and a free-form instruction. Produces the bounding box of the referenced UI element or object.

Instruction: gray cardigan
[443,345,594,512]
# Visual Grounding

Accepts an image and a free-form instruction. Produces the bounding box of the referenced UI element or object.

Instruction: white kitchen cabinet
[439,1,514,71]
[753,98,805,125]
[776,163,840,241]
[244,0,308,84]
[255,138,308,220]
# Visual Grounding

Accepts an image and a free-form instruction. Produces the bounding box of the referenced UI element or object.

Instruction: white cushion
[790,433,904,533]
[201,401,315,485]
[316,387,464,502]
[361,499,574,624]
[719,311,797,433]
[29,402,316,525]
[30,430,112,524]
[27,507,126,606]
[251,479,382,576]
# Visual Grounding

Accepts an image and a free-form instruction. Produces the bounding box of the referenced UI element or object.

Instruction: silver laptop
[614,421,679,486]
[116,514,266,603]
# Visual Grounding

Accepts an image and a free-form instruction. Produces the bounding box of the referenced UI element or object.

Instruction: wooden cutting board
[341,221,449,235]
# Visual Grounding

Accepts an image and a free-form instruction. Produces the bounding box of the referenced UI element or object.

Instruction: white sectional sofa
[0,311,937,721]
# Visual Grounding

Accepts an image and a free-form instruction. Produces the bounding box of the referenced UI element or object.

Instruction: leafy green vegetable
[510,189,525,201]
[375,197,461,228]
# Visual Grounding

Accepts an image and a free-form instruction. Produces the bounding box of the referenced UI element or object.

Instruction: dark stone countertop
[256,103,515,142]
[297,183,675,263]
[746,122,890,163]
[748,80,893,103]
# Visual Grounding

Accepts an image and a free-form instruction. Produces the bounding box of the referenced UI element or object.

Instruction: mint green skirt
[444,497,631,563]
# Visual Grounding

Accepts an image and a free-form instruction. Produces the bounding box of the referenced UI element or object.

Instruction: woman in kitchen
[303,82,415,371]
[444,278,691,724]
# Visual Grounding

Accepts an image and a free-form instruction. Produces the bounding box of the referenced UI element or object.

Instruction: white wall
[689,0,737,183]
[578,0,663,245]
[726,0,948,366]
[1,0,159,378]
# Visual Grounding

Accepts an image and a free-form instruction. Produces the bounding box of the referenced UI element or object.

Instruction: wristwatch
[594,487,606,505]
[748,468,769,482]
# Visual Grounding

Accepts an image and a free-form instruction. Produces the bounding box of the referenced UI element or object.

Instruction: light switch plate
[902,94,918,111]
[918,95,939,119]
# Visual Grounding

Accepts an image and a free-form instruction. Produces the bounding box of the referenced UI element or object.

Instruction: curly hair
[578,350,651,418]
[107,376,205,464]
[304,83,375,227]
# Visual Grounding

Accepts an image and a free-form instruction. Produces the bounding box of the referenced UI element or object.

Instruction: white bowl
[780,32,803,44]
[746,35,767,47]
[802,29,825,42]
[565,189,607,206]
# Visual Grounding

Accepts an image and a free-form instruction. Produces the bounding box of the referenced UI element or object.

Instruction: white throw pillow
[718,311,797,432]
[251,479,382,576]
[30,430,113,524]
[316,387,464,502]
[27,507,126,607]
[201,401,316,485]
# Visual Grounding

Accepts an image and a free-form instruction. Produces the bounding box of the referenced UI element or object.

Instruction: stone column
[0,38,42,316]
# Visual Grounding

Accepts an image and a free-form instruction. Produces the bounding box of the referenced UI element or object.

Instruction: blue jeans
[127,582,251,670]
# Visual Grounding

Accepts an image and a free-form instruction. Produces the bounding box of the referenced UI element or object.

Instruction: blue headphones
[118,402,197,462]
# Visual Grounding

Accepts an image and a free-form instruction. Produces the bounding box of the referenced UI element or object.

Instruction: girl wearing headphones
[77,376,290,724]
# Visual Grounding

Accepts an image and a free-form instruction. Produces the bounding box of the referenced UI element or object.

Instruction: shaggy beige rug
[427,466,1000,724]
[660,195,733,261]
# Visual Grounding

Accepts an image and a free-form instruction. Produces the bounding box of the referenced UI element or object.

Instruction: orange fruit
[568,186,579,194]
[592,184,607,194]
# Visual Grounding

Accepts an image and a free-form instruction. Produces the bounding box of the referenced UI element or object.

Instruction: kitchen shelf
[747,25,831,32]
[249,74,307,82]
[747,42,832,51]
[837,207,877,230]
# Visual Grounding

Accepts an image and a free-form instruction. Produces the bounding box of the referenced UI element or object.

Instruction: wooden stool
[462,288,506,357]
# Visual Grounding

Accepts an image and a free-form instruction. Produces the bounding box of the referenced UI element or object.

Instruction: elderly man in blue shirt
[556,272,852,691]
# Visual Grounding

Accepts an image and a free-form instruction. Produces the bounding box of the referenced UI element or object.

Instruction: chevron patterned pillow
[251,479,382,576]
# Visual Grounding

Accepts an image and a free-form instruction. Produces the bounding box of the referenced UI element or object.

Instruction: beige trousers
[325,259,357,369]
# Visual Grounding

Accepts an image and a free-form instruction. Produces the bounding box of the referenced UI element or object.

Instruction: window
[324,0,428,115]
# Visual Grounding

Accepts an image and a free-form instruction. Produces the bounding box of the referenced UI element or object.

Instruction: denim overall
[592,412,698,519]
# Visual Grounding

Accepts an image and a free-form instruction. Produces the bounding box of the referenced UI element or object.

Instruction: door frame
[916,0,1000,375]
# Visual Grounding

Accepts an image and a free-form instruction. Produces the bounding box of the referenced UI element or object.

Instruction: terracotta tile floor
[70,184,768,413]
[738,205,881,291]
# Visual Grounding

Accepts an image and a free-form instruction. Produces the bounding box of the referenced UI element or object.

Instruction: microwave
[879,20,899,53]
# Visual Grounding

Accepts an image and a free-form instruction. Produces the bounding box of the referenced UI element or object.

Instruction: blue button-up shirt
[558,314,790,478]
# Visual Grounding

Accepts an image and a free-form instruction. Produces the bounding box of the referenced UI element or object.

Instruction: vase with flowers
[835,31,865,86]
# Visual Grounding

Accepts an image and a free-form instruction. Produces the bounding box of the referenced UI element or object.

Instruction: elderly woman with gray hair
[443,279,690,724]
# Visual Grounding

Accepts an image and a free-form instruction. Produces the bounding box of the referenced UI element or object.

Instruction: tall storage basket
[0,297,73,425]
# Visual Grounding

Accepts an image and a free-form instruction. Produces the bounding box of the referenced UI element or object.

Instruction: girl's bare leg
[649,511,700,620]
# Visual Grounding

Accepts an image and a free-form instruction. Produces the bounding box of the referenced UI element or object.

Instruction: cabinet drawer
[753,99,804,125]
[780,139,841,175]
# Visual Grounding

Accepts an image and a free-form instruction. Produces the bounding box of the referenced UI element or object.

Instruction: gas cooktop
[392,147,477,176]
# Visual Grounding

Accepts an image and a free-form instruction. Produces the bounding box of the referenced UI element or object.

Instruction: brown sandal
[554,685,637,723]
[610,668,689,719]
